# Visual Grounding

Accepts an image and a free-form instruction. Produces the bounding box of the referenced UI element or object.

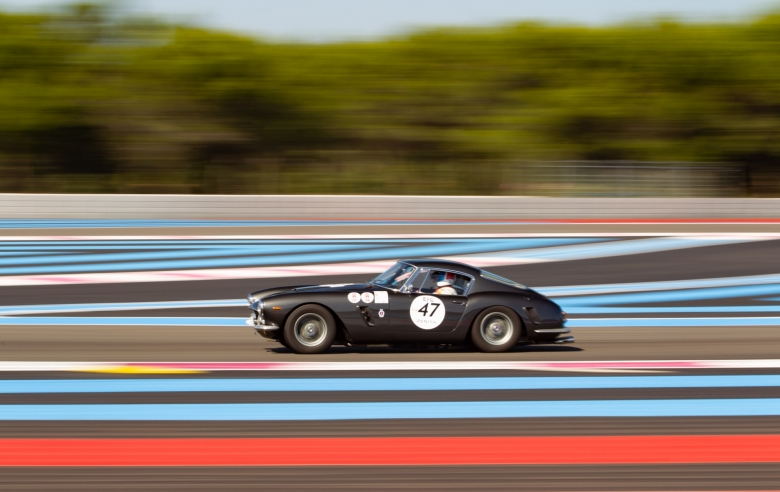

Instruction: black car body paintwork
[247,259,571,347]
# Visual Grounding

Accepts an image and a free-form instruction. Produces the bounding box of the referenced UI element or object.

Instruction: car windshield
[372,262,416,289]
[480,270,527,289]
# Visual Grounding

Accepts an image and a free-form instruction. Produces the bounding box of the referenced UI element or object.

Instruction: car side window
[406,268,430,292]
[417,270,472,295]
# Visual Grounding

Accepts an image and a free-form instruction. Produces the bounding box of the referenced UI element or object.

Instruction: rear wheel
[284,304,337,354]
[470,307,521,353]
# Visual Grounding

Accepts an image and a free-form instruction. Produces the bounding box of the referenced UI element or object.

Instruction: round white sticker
[361,292,375,303]
[409,295,446,330]
[348,292,360,303]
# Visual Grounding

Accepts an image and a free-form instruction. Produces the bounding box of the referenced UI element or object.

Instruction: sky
[2,0,779,41]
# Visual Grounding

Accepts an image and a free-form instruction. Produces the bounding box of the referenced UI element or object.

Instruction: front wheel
[283,304,337,354]
[470,307,522,353]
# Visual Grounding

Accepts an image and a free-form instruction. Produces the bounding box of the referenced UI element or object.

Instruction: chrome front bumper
[247,296,279,332]
[533,326,574,344]
[533,327,571,334]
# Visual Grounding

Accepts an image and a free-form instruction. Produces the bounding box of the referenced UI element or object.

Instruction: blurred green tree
[1,5,780,194]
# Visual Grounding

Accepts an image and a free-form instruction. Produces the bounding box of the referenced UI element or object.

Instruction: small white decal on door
[374,291,389,303]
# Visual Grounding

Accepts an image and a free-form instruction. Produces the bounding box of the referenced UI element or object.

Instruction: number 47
[418,302,440,317]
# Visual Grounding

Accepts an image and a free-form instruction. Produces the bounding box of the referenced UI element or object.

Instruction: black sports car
[247,259,572,354]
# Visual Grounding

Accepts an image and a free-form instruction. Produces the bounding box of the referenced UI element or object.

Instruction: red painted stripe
[2,435,780,467]
[214,217,780,225]
[223,218,780,224]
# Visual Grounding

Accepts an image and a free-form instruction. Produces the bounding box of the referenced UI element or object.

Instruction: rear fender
[466,305,528,340]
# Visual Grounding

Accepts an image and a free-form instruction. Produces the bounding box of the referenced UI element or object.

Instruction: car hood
[250,283,370,299]
[290,283,370,293]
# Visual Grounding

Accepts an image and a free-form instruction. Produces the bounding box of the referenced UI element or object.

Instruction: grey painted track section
[2,325,778,361]
[2,465,779,491]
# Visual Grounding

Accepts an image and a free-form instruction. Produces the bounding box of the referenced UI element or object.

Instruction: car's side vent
[357,306,375,327]
[524,307,542,325]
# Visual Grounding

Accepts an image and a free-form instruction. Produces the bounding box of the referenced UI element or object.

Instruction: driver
[434,272,458,295]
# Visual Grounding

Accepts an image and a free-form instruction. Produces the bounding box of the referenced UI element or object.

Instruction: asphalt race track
[1,220,780,490]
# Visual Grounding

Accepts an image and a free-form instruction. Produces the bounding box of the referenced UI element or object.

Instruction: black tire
[470,307,522,353]
[283,304,337,354]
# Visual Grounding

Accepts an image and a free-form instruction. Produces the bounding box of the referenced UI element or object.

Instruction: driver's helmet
[436,271,456,287]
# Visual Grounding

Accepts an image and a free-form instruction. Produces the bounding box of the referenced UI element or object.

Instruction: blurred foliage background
[2,4,780,195]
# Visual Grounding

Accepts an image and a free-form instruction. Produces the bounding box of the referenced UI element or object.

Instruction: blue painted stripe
[0,317,246,327]
[1,399,779,420]
[0,238,603,275]
[0,244,374,269]
[567,317,780,327]
[0,300,244,316]
[559,284,780,307]
[565,306,780,314]
[3,375,780,394]
[540,273,780,298]
[474,237,754,263]
[0,251,70,258]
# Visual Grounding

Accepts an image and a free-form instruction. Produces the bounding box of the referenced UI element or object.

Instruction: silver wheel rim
[479,312,513,346]
[294,313,328,347]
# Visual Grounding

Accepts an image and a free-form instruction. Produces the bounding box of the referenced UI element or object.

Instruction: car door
[386,269,469,334]
[339,288,390,342]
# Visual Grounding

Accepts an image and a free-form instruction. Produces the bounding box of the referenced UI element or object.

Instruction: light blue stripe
[0,238,593,247]
[475,237,751,263]
[567,317,780,327]
[1,399,779,420]
[560,284,780,307]
[0,251,70,258]
[0,238,602,275]
[0,317,246,327]
[0,300,244,316]
[3,375,780,394]
[540,273,780,297]
[0,244,372,268]
[565,306,780,314]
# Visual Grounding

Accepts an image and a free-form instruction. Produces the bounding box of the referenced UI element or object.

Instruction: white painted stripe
[0,261,397,286]
[1,360,779,372]
[0,300,243,316]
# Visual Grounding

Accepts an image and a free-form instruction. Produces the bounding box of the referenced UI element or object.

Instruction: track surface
[1,222,779,490]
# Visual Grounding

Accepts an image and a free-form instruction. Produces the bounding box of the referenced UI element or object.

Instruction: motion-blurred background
[3,0,780,196]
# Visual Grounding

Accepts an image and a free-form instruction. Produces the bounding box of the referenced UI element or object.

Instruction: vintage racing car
[247,259,572,353]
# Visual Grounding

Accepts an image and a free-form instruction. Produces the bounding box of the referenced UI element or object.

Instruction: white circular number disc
[348,292,360,303]
[361,292,375,303]
[409,295,446,330]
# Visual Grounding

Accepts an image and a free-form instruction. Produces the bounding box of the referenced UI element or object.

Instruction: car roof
[398,259,482,276]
